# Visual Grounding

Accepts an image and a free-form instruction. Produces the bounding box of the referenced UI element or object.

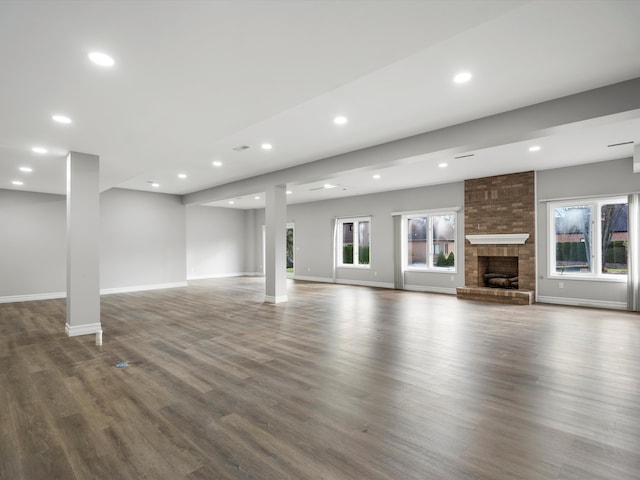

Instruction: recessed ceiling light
[261,143,273,150]
[212,161,223,167]
[254,196,260,200]
[151,182,160,188]
[52,114,72,124]
[32,146,48,154]
[438,162,448,168]
[453,72,472,84]
[372,174,381,179]
[178,173,187,179]
[528,145,541,152]
[286,190,292,195]
[19,166,33,173]
[334,116,348,125]
[88,51,115,67]
[12,180,24,186]
[228,200,235,205]
[324,183,337,189]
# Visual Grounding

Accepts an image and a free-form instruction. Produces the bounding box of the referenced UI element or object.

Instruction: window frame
[548,196,628,282]
[402,211,457,273]
[336,216,371,269]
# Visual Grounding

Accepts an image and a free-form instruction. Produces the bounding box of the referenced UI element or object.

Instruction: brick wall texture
[464,171,536,291]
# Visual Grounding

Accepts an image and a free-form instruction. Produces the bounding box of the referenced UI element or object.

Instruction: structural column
[65,151,102,345]
[264,184,287,303]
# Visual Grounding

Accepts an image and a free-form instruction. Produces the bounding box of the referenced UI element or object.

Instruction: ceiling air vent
[454,153,474,159]
[233,145,250,151]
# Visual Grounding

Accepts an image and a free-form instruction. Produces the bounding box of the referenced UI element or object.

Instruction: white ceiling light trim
[52,114,72,124]
[32,146,48,154]
[334,115,348,125]
[12,180,24,186]
[19,166,33,172]
[453,71,472,84]
[212,161,223,167]
[261,143,273,150]
[528,145,541,152]
[88,52,115,67]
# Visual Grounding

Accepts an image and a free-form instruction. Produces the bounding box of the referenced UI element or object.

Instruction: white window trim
[337,216,371,269]
[401,211,457,273]
[548,196,628,282]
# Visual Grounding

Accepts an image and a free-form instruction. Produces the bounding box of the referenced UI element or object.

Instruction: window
[404,212,456,270]
[550,197,628,278]
[337,217,370,267]
[286,223,294,274]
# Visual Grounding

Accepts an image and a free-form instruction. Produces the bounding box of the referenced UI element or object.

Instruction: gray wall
[4,157,637,308]
[285,182,465,291]
[185,205,249,278]
[0,189,66,297]
[0,188,186,299]
[101,189,186,290]
[537,157,639,308]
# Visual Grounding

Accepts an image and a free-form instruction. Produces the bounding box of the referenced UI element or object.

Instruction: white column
[65,151,103,345]
[633,144,640,173]
[264,184,287,303]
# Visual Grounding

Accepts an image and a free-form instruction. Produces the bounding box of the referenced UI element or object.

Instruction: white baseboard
[403,285,457,295]
[293,275,333,283]
[293,275,393,289]
[100,281,188,295]
[0,292,66,303]
[537,295,627,310]
[65,322,102,337]
[0,281,188,304]
[264,294,288,304]
[335,279,394,289]
[187,272,262,280]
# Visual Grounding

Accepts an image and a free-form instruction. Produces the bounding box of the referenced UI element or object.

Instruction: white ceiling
[1,0,639,208]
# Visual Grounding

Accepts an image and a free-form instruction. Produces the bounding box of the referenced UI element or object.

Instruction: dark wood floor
[1,277,639,479]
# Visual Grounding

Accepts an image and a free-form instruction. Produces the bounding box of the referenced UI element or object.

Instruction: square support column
[65,151,102,345]
[264,184,287,303]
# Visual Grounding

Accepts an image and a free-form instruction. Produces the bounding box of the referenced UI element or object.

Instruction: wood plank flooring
[1,277,639,479]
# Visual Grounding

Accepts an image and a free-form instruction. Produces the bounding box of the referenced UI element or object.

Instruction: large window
[550,197,628,278]
[404,212,456,271]
[337,217,370,267]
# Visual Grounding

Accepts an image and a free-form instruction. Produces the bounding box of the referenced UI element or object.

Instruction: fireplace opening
[478,256,518,289]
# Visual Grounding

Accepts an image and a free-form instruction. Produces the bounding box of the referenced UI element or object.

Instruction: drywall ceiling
[1,0,639,207]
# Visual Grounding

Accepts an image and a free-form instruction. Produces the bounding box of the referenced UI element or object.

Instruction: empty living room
[1,1,639,479]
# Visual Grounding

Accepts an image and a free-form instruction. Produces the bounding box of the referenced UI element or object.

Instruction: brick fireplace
[456,171,535,305]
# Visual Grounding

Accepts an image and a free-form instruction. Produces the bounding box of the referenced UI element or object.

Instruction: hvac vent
[233,145,250,151]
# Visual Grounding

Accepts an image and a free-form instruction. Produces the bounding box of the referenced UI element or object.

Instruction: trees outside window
[551,197,627,277]
[405,213,456,270]
[286,225,294,273]
[338,217,370,267]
